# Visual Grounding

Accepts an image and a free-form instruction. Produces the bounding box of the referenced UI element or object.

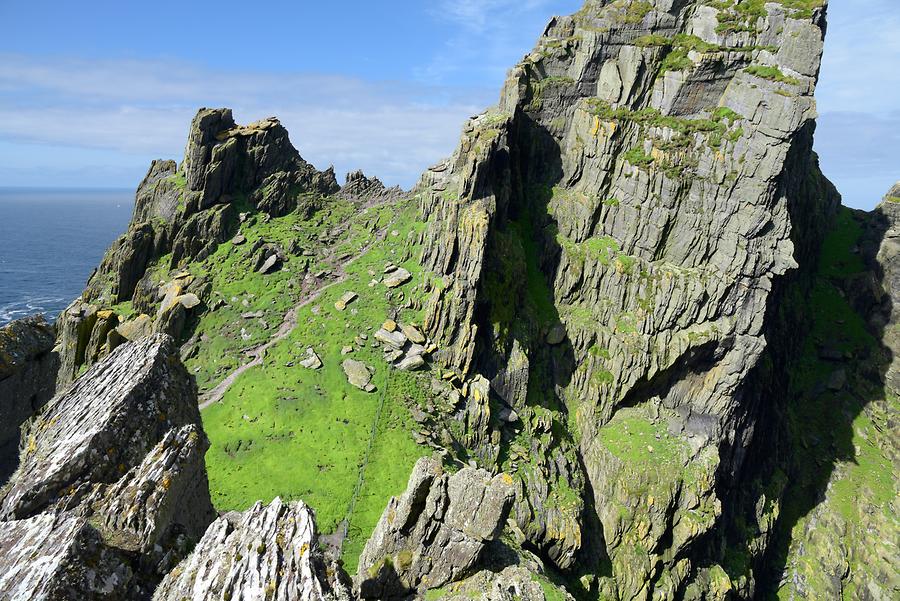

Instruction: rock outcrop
[355,457,515,599]
[0,334,215,600]
[55,108,342,384]
[153,497,347,601]
[415,0,838,596]
[0,316,59,481]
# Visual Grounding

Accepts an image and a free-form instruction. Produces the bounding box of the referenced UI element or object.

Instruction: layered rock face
[417,0,837,596]
[0,334,215,599]
[154,498,346,601]
[55,108,340,386]
[355,457,516,599]
[0,316,59,481]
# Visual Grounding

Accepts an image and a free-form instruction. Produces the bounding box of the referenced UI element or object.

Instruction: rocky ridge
[0,0,896,599]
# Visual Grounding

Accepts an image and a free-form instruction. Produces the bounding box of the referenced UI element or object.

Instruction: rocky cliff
[1,0,896,600]
[416,0,843,597]
[0,316,59,481]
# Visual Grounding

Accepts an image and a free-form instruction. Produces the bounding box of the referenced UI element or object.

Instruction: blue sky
[0,0,896,209]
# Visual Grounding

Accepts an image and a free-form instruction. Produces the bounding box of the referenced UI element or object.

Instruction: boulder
[153,498,345,601]
[300,348,323,370]
[356,457,515,598]
[375,328,407,350]
[383,268,411,288]
[335,291,358,311]
[0,334,200,520]
[342,359,374,392]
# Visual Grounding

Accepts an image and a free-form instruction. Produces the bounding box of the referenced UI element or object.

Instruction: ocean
[0,188,134,327]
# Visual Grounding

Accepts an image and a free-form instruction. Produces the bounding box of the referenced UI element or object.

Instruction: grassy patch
[744,65,800,85]
[200,197,433,573]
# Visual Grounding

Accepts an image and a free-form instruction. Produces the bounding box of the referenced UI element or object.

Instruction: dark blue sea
[0,188,134,327]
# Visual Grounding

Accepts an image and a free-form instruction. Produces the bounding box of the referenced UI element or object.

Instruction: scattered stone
[498,407,519,423]
[400,323,426,344]
[383,349,404,363]
[334,291,358,311]
[231,233,246,245]
[406,344,427,359]
[383,268,412,288]
[375,328,407,349]
[258,254,279,274]
[299,348,323,370]
[241,311,265,319]
[341,346,354,356]
[396,355,426,371]
[342,359,374,391]
[382,319,398,332]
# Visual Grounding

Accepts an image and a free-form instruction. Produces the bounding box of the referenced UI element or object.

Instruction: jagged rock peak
[153,497,347,601]
[415,0,835,596]
[355,457,515,599]
[0,333,214,600]
[0,333,201,520]
[342,169,403,203]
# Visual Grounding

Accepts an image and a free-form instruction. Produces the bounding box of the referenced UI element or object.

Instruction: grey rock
[153,498,345,601]
[395,354,426,371]
[545,324,566,346]
[92,424,215,553]
[356,457,515,598]
[0,316,59,480]
[0,334,200,520]
[342,359,374,391]
[375,328,407,350]
[400,324,426,344]
[383,268,411,288]
[300,348,323,370]
[258,253,280,274]
[0,512,133,600]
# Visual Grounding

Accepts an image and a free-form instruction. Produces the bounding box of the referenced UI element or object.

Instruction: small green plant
[744,65,800,85]
[624,147,654,168]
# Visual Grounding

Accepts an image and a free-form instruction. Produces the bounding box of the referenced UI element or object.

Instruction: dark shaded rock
[341,170,403,203]
[0,316,59,482]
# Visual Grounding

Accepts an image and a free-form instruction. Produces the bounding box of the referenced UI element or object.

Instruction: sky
[0,0,896,209]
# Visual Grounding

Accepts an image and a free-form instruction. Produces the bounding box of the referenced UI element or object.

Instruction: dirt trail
[198,232,382,410]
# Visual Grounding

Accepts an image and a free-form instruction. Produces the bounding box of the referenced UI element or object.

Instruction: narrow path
[198,233,382,410]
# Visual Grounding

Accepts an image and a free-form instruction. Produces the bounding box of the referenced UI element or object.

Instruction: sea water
[0,188,133,327]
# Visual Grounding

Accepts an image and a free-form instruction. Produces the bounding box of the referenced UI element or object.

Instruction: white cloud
[0,55,490,188]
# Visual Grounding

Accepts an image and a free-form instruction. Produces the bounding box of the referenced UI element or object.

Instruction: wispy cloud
[0,55,490,188]
[418,0,581,85]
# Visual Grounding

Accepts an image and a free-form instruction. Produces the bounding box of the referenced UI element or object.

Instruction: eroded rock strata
[1,1,896,600]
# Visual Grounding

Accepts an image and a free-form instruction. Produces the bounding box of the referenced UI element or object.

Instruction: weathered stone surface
[153,498,344,601]
[341,170,403,203]
[356,457,515,598]
[0,332,214,600]
[300,348,324,370]
[375,328,407,349]
[416,0,837,594]
[92,424,215,554]
[342,359,374,391]
[383,268,411,288]
[0,513,133,600]
[0,334,200,520]
[0,316,59,481]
